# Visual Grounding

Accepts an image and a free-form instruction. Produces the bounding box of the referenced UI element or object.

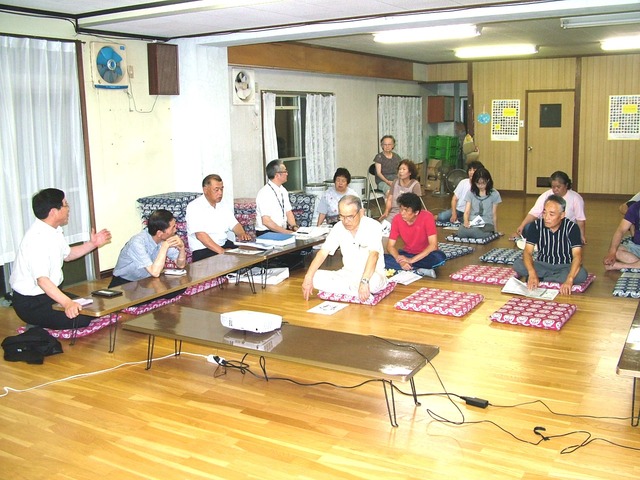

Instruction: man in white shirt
[10,188,111,329]
[302,195,387,302]
[186,174,251,262]
[255,160,299,235]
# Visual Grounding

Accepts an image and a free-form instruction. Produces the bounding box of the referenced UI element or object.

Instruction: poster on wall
[608,95,640,140]
[491,99,520,141]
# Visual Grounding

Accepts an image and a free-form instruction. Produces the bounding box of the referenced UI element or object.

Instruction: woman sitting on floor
[457,168,502,239]
[378,159,422,225]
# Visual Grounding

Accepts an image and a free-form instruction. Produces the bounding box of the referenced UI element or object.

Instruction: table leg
[245,267,256,294]
[145,335,155,370]
[409,378,421,406]
[382,380,398,428]
[108,322,117,353]
[175,339,182,356]
[632,377,640,427]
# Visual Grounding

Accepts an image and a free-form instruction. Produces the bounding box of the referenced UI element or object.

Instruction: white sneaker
[415,268,436,278]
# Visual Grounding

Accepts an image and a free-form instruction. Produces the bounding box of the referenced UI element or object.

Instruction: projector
[220,310,282,333]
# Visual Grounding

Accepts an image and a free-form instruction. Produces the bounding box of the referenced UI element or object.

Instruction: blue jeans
[384,249,446,271]
[437,209,463,223]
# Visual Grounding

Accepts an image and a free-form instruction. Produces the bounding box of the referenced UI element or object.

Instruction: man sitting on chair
[302,195,387,302]
[512,195,587,295]
[385,193,446,278]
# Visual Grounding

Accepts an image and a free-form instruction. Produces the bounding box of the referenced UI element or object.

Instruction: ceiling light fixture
[560,11,640,29]
[455,44,538,59]
[601,34,640,51]
[373,24,481,44]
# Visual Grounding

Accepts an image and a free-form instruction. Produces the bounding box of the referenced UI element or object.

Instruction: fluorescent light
[455,44,538,59]
[601,35,640,51]
[373,24,480,44]
[561,12,640,29]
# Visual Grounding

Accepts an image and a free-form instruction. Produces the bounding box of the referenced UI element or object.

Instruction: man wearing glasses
[255,159,299,236]
[10,188,112,329]
[302,195,387,302]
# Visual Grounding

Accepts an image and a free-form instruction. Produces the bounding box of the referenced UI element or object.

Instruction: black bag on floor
[2,327,63,364]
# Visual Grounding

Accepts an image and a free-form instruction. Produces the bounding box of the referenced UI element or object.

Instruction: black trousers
[191,239,236,262]
[12,290,92,330]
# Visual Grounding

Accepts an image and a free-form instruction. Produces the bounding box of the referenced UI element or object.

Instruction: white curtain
[378,96,423,163]
[262,91,278,164]
[305,94,336,184]
[0,36,90,264]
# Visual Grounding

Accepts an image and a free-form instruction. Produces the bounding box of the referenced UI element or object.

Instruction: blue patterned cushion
[613,272,640,298]
[137,192,201,223]
[446,232,500,245]
[289,193,315,227]
[437,242,474,260]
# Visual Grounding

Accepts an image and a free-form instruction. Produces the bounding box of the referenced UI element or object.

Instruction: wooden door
[525,91,575,194]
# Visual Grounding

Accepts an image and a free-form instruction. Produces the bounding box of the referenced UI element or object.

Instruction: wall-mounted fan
[91,43,128,90]
[232,68,256,105]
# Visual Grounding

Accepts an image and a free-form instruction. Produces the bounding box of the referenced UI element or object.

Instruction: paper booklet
[501,277,559,301]
[469,215,485,227]
[255,232,296,246]
[295,225,331,239]
[389,270,422,286]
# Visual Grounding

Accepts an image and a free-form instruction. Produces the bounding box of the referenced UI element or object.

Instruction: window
[275,94,307,191]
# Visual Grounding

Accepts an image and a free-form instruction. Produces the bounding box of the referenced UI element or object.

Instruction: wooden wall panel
[579,54,640,195]
[426,62,468,82]
[472,58,576,191]
[228,43,414,81]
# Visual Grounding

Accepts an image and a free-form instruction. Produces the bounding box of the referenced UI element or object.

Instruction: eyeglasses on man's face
[338,213,358,222]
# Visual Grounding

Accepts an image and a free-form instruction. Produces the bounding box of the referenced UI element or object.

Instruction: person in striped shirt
[512,195,588,296]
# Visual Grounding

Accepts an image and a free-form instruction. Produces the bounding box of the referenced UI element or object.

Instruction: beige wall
[579,54,640,194]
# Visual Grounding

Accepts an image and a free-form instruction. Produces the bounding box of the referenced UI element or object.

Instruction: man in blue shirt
[110,209,186,287]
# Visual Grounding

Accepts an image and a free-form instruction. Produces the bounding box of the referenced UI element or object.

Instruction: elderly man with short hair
[302,195,387,302]
[512,194,587,295]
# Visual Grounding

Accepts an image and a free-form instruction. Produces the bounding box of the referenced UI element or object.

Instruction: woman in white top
[516,171,586,243]
[316,167,359,226]
[379,159,422,224]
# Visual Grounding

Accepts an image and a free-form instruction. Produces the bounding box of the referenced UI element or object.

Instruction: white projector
[220,310,282,333]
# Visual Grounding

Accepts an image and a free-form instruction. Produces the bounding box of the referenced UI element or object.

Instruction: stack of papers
[295,225,330,239]
[255,232,296,246]
[501,277,558,300]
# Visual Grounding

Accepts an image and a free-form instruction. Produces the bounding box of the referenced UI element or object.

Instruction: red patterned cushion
[450,265,517,286]
[317,282,397,306]
[183,276,228,296]
[490,297,576,330]
[537,273,595,293]
[121,296,183,315]
[16,313,120,339]
[394,288,484,317]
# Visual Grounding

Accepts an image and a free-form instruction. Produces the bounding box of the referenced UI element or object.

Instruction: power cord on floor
[368,336,640,454]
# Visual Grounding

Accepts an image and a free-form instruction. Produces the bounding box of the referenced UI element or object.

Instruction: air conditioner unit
[91,42,128,90]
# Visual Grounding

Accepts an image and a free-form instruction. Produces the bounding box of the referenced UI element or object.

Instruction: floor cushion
[121,295,183,315]
[613,272,640,298]
[490,297,577,330]
[395,287,484,317]
[537,273,596,293]
[450,265,517,285]
[437,242,475,260]
[317,281,397,306]
[480,247,524,265]
[17,313,120,339]
[446,232,501,245]
[183,276,228,296]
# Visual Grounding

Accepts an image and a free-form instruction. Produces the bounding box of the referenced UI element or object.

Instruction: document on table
[234,241,274,251]
[296,225,330,239]
[501,277,558,300]
[226,248,264,255]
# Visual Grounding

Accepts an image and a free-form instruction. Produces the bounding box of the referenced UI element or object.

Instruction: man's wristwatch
[360,278,369,285]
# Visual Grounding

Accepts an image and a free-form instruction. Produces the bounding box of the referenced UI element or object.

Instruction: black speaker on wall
[148,43,179,95]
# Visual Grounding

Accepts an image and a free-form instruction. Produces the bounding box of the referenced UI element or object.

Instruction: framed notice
[491,99,520,141]
[609,95,640,140]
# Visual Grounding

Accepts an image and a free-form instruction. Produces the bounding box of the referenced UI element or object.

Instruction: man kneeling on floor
[302,195,387,302]
[384,192,446,278]
[512,194,587,295]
